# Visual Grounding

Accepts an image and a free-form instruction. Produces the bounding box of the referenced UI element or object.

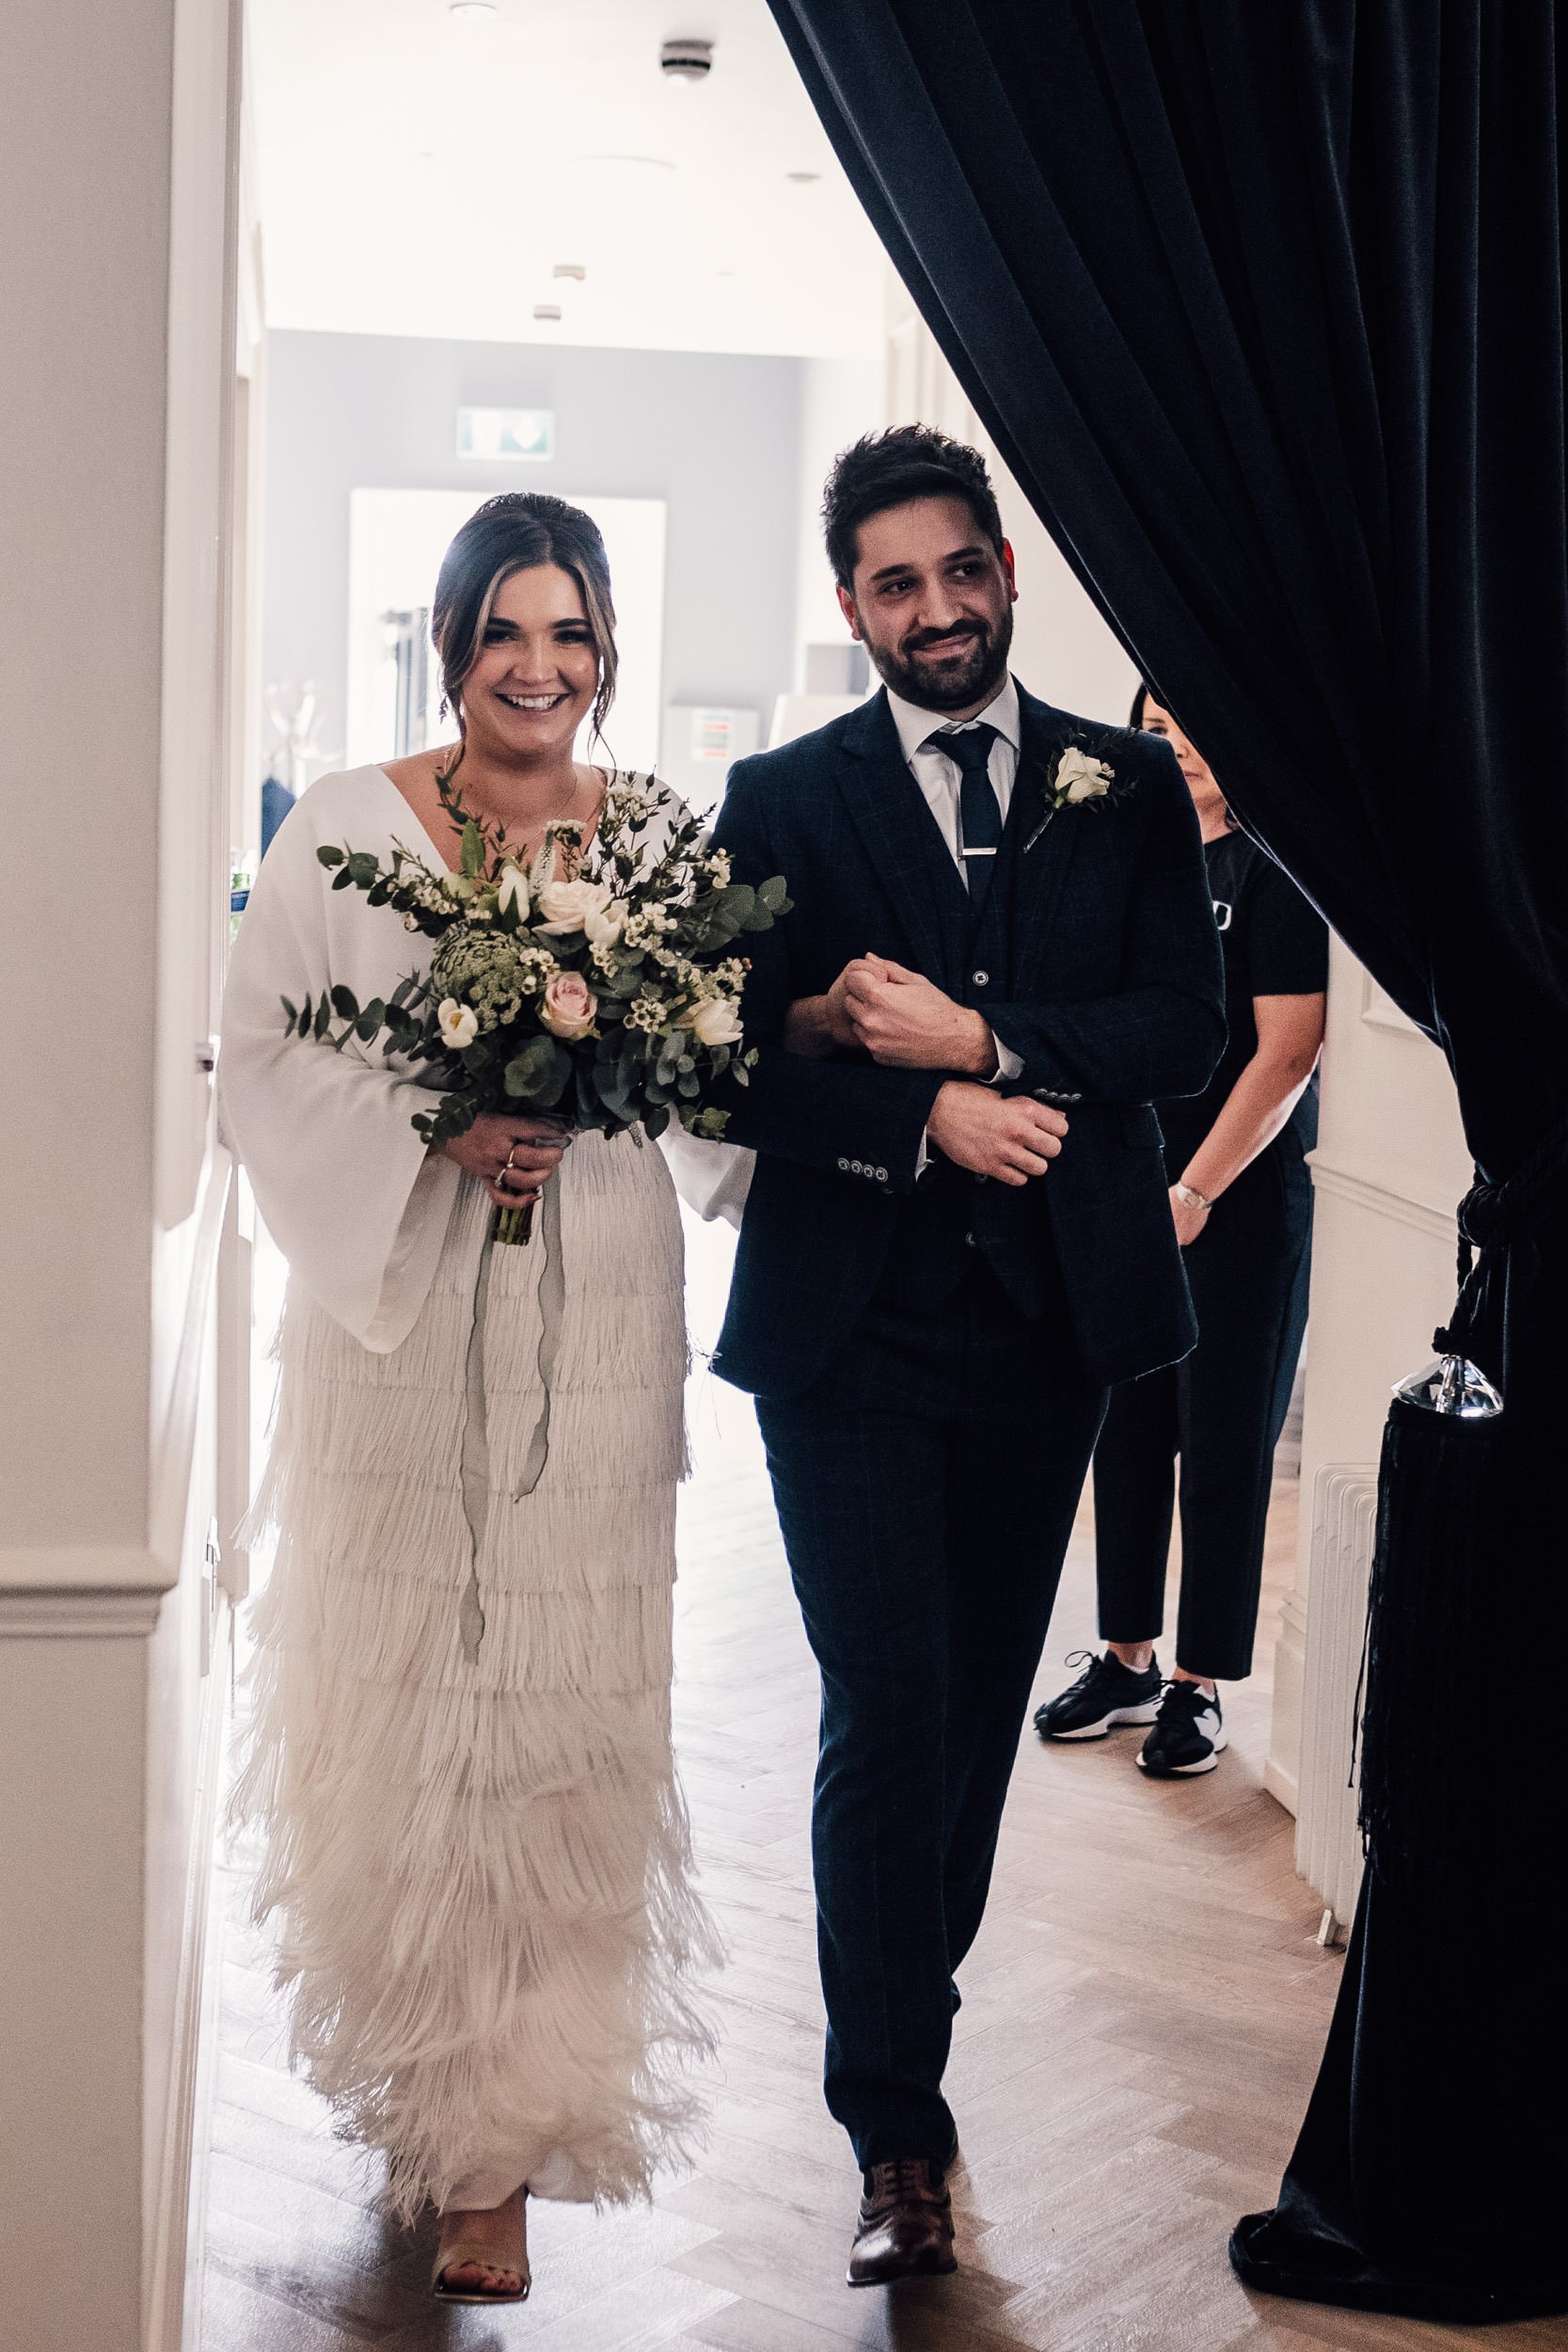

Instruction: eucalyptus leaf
[316,845,346,868]
[330,984,359,1021]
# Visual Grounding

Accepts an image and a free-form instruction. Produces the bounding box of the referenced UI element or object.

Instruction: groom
[708,427,1225,2284]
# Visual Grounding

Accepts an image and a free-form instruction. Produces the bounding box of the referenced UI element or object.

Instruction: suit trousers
[1092,1148,1312,1681]
[755,1261,1107,2170]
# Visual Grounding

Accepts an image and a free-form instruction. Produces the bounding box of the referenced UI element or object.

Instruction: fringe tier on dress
[232,1131,719,2218]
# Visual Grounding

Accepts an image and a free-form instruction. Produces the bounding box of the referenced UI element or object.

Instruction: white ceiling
[249,0,889,358]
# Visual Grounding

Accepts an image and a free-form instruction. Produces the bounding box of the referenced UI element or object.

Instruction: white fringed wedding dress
[217,765,717,2219]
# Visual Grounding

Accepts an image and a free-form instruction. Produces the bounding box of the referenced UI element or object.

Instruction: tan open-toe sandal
[430,2190,531,2304]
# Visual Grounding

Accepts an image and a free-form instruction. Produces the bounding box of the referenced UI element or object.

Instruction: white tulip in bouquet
[282,769,790,1242]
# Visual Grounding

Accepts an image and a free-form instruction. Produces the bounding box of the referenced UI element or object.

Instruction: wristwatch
[1173,1180,1214,1212]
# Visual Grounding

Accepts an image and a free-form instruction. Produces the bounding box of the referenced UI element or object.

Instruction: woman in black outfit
[1036,687,1328,1776]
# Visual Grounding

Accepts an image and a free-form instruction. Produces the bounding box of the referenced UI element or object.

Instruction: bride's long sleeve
[217,775,461,1351]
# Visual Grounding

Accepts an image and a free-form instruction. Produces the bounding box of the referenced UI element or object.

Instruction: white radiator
[1295,1464,1379,1931]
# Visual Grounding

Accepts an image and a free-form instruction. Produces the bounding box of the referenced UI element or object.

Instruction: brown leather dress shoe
[847,2156,958,2285]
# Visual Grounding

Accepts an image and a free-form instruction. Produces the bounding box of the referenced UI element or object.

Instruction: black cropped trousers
[1091,1147,1313,1682]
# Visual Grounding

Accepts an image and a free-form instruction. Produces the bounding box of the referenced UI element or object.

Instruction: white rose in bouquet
[690,994,745,1048]
[534,876,612,934]
[583,897,628,948]
[497,862,530,917]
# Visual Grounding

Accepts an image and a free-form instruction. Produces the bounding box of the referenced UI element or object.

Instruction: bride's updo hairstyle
[431,491,619,748]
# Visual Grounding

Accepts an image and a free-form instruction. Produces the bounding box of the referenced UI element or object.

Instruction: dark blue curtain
[768,0,1568,2321]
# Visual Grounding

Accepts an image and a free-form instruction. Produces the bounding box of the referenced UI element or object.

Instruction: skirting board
[145,1598,230,2352]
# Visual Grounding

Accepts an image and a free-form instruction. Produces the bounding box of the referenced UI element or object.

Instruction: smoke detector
[660,38,713,82]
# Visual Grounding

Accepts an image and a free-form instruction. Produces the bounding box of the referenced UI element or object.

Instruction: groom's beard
[863,603,1014,712]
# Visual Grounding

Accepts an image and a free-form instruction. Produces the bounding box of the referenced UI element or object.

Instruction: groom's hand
[843,956,997,1073]
[927,1082,1069,1184]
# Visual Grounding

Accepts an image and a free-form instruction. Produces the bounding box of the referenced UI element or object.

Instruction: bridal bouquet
[281,771,790,1241]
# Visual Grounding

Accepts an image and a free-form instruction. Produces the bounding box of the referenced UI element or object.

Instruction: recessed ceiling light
[785,169,822,184]
[449,2,497,19]
[552,262,586,281]
[532,303,562,323]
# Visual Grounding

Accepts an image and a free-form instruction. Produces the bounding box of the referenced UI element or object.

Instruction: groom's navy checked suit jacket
[706,684,1227,1399]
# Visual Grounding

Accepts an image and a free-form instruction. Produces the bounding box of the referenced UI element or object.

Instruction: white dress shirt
[884,676,1025,1169]
[886,673,1022,862]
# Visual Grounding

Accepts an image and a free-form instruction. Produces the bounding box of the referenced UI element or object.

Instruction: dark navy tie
[932,723,1001,896]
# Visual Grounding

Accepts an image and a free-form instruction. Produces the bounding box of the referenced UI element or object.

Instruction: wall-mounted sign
[660,704,762,817]
[455,406,555,461]
[690,707,739,762]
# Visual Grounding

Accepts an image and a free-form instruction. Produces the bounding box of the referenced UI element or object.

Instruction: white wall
[793,348,888,675]
[0,1,247,2344]
[261,329,810,791]
[0,0,174,2340]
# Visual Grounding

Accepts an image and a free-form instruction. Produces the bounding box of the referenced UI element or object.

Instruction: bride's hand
[442,1112,572,1209]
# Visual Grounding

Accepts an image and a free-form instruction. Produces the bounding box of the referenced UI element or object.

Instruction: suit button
[875,1166,888,1182]
[973,969,990,987]
[837,1156,848,1170]
[975,1173,988,1184]
[964,1232,977,1247]
[851,1158,863,1173]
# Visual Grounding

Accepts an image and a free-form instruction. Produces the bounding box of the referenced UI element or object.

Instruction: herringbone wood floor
[198,1218,1566,2352]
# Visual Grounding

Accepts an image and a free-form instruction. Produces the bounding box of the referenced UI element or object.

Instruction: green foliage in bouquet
[280,768,790,1176]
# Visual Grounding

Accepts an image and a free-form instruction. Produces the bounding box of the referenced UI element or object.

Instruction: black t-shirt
[1157,830,1329,1168]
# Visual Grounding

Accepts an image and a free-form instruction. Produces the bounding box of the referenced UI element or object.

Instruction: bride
[218,492,718,2305]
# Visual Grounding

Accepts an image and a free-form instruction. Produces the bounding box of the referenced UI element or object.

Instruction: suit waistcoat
[873,787,1065,1321]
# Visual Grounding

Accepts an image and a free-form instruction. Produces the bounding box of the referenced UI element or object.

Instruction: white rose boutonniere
[1024,741,1125,851]
[1053,745,1116,807]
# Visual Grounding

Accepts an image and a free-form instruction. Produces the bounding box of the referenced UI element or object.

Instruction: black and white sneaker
[1034,1648,1164,1741]
[1137,1680,1227,1776]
